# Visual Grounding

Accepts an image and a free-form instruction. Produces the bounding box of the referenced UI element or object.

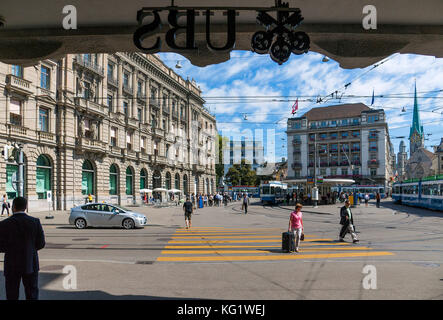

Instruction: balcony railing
[7,124,28,136]
[368,160,380,166]
[6,74,33,94]
[351,148,361,152]
[74,55,104,76]
[352,160,361,166]
[330,161,339,166]
[340,161,349,166]
[37,131,55,143]
[107,76,118,87]
[123,83,132,94]
[74,97,107,116]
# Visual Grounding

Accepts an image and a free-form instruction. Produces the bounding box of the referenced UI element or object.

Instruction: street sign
[47,190,52,203]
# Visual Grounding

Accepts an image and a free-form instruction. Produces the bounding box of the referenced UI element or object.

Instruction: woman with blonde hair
[288,203,304,253]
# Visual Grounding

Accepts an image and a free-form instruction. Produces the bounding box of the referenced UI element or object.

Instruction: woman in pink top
[288,203,304,252]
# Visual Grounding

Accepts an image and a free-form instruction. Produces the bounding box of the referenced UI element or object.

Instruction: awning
[168,189,182,193]
[153,188,168,192]
[139,189,152,193]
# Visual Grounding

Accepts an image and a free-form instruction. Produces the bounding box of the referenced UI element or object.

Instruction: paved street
[0,199,442,300]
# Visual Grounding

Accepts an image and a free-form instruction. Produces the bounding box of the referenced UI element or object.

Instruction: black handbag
[300,233,305,241]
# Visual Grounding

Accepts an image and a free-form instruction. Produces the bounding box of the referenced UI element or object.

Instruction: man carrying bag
[339,200,359,243]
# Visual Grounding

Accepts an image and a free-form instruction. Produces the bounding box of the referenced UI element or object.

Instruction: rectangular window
[41,65,50,90]
[370,168,377,176]
[138,108,142,121]
[83,81,91,100]
[107,95,113,112]
[123,73,129,87]
[110,127,117,146]
[107,63,114,79]
[84,119,91,138]
[352,131,360,138]
[140,136,146,154]
[137,81,143,95]
[9,99,22,126]
[12,65,23,78]
[341,131,349,139]
[126,132,132,150]
[123,101,128,116]
[39,108,49,132]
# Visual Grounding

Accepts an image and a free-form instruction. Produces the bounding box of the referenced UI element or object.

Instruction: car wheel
[123,218,135,230]
[75,218,87,229]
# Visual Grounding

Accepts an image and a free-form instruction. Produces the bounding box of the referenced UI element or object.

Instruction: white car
[69,203,148,229]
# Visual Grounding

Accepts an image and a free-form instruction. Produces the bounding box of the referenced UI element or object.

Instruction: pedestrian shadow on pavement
[0,271,202,300]
[380,201,443,218]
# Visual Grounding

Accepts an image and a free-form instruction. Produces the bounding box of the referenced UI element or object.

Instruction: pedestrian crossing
[156,227,394,263]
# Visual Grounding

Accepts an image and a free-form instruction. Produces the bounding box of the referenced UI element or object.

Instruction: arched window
[36,155,51,199]
[140,169,147,189]
[153,170,162,189]
[82,160,95,195]
[183,174,188,195]
[126,167,134,195]
[165,172,171,190]
[211,178,214,194]
[6,154,27,200]
[109,164,119,195]
[175,173,180,190]
[206,178,209,195]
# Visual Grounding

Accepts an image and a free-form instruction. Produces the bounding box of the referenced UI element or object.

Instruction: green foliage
[225,159,258,186]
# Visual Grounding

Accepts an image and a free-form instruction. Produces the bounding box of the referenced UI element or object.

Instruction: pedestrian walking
[364,193,369,207]
[376,192,381,208]
[288,203,304,253]
[183,196,193,229]
[286,193,290,205]
[2,194,10,216]
[0,197,46,300]
[88,193,93,203]
[242,193,250,214]
[339,200,359,243]
[191,193,196,210]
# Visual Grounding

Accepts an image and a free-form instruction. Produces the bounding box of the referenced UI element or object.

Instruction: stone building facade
[286,103,395,189]
[0,53,217,211]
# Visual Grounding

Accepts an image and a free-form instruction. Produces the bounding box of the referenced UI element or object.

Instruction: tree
[225,160,258,186]
[215,134,227,186]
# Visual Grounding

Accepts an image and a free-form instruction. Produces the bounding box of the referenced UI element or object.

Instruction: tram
[259,181,288,204]
[392,175,443,211]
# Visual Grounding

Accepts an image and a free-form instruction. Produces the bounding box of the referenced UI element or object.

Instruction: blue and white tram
[259,181,288,204]
[392,176,443,211]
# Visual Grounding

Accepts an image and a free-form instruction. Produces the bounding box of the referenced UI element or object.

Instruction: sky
[158,50,443,162]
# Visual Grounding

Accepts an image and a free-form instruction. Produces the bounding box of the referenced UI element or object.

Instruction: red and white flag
[291,98,298,114]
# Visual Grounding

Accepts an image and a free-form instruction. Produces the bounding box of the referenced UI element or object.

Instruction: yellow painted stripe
[171,235,283,239]
[172,233,318,237]
[167,238,331,244]
[175,228,283,232]
[157,251,395,262]
[164,243,351,249]
[161,247,372,254]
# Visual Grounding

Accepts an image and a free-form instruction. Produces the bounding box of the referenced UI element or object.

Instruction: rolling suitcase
[282,231,295,252]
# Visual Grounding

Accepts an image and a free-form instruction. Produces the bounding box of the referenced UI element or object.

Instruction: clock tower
[409,82,424,156]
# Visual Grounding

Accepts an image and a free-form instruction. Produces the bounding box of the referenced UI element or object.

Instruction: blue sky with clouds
[158,50,443,162]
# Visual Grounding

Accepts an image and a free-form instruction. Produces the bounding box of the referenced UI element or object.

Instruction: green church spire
[409,81,423,139]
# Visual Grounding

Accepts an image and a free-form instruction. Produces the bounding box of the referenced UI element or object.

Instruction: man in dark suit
[0,197,45,300]
[339,200,359,243]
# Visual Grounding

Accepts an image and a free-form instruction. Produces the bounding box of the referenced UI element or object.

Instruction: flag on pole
[371,89,375,106]
[291,98,298,114]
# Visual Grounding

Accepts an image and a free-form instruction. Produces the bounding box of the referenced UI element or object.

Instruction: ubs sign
[133,1,310,65]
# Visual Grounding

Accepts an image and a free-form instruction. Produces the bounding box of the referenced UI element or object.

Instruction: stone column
[145,78,150,124]
[132,68,137,119]
[117,61,123,114]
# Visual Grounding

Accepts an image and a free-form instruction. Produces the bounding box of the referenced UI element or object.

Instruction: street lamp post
[312,134,319,208]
